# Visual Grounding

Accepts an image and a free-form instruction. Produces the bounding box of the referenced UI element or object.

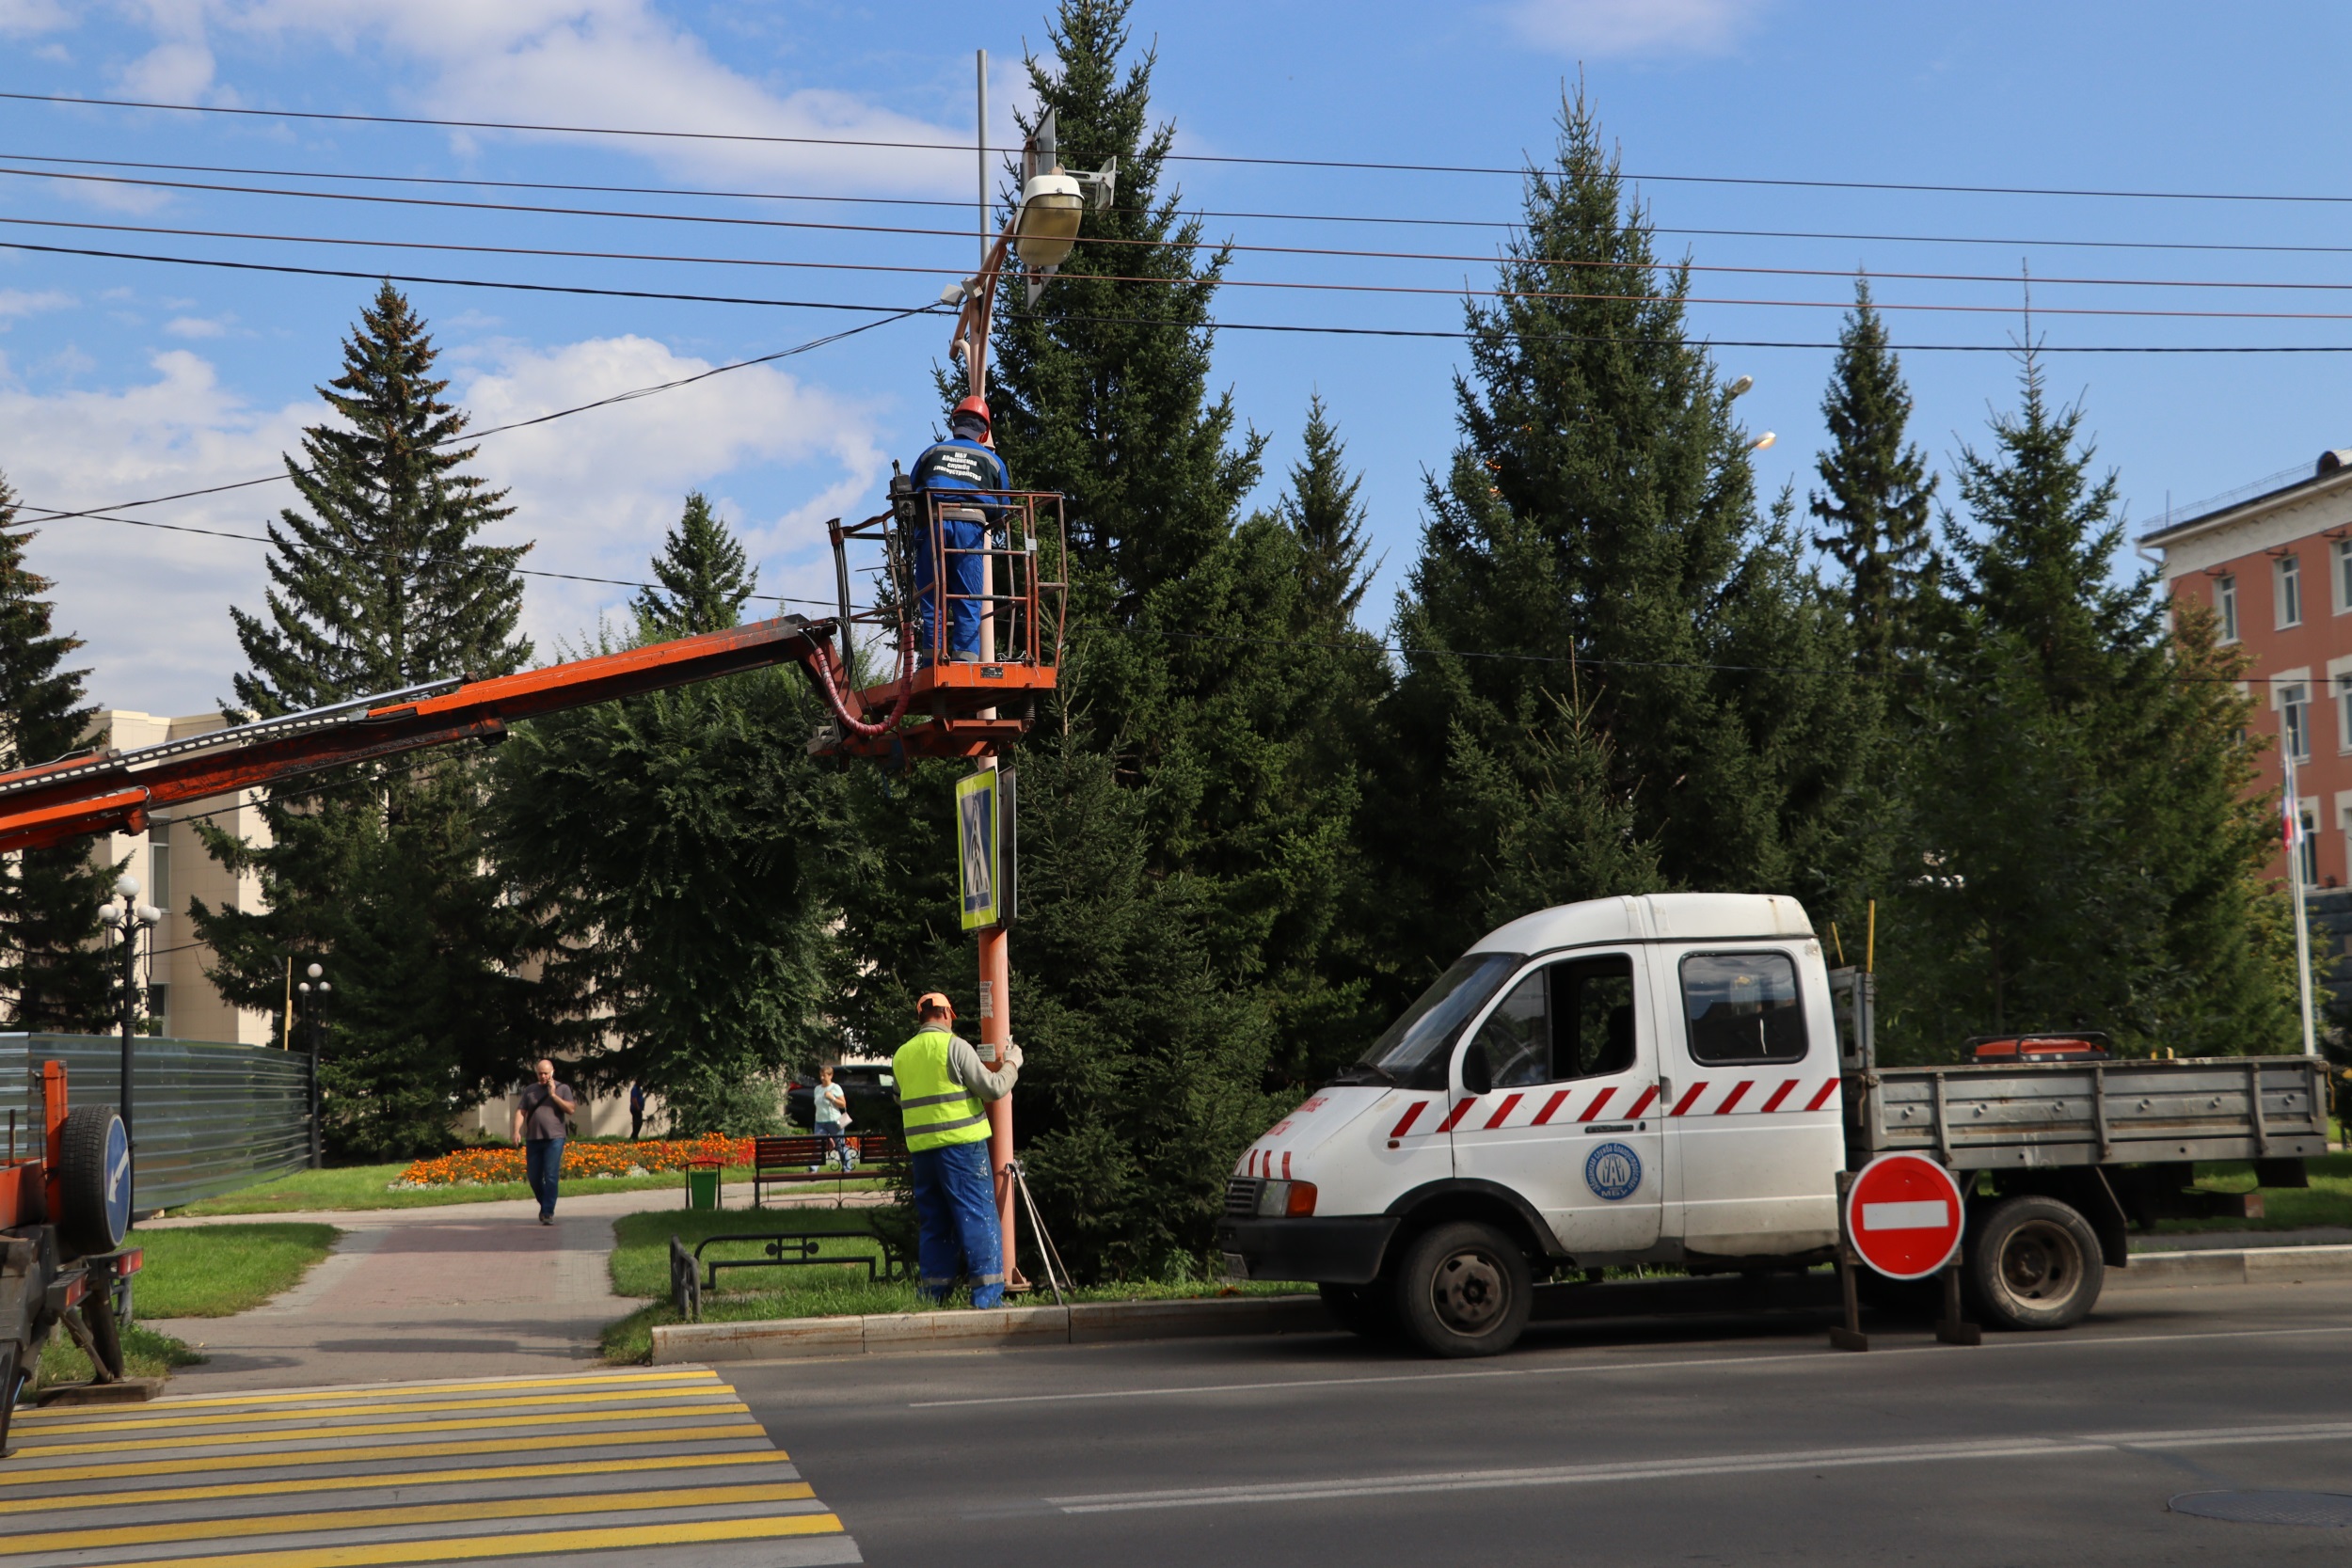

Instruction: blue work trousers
[913,508,987,661]
[911,1140,1003,1307]
[525,1137,564,1219]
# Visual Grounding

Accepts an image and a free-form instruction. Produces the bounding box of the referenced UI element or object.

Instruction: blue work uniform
[908,434,1009,661]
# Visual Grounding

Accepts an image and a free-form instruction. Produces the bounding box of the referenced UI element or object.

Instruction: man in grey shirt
[511,1059,578,1226]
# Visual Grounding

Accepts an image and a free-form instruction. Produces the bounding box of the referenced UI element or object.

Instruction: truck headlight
[1256,1180,1317,1217]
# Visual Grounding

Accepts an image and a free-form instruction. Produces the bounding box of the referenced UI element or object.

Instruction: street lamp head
[1751,432,1777,451]
[1726,374,1755,399]
[318,981,332,994]
[1012,169,1086,271]
[135,904,162,926]
[98,904,122,927]
[307,962,323,980]
[297,982,310,995]
[114,874,139,898]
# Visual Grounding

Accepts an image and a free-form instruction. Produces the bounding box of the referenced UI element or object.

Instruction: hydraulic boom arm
[0,615,837,854]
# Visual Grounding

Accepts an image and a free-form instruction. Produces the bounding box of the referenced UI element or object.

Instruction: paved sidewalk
[135,1188,887,1393]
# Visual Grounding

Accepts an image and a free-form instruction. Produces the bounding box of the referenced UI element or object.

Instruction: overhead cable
[13,88,2352,204]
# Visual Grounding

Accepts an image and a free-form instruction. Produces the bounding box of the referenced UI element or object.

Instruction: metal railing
[1,1033,312,1212]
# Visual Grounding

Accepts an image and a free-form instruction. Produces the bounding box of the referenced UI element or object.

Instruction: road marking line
[79,1514,847,1568]
[0,1482,817,1557]
[1047,1419,2352,1513]
[0,1424,773,1486]
[909,1321,2352,1408]
[13,1369,717,1420]
[18,1384,737,1435]
[8,1402,752,1456]
[0,1450,798,1516]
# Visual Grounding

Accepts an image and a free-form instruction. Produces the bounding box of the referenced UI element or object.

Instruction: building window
[2282,682,2312,763]
[2338,674,2352,753]
[2301,801,2321,886]
[146,982,169,1037]
[2217,574,2238,642]
[2337,540,2352,614]
[2279,553,2303,628]
[148,816,170,914]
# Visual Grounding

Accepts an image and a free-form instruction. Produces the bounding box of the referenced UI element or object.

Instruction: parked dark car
[785,1062,902,1135]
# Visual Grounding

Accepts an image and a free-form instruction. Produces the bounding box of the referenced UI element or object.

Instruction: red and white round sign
[1844,1152,1965,1280]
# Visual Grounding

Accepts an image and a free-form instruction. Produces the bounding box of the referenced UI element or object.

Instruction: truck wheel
[0,1345,19,1455]
[1966,1196,2104,1331]
[56,1104,132,1259]
[1317,1281,1398,1341]
[1392,1221,1532,1358]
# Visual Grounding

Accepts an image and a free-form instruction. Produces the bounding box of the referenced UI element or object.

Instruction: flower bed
[397,1133,756,1189]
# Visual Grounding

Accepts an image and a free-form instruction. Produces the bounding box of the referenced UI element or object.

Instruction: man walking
[511,1059,577,1227]
[892,992,1019,1306]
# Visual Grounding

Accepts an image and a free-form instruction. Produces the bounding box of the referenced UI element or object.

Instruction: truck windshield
[1344,953,1523,1087]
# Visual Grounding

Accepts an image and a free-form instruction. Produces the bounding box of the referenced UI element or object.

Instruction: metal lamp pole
[297,963,329,1168]
[97,874,161,1227]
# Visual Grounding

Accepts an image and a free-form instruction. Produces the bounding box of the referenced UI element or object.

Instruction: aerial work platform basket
[808,487,1068,762]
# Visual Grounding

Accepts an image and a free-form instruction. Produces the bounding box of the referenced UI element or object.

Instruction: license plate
[1221,1251,1249,1281]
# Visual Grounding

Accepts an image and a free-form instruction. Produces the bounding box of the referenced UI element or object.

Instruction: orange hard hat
[917,991,955,1017]
[951,396,991,431]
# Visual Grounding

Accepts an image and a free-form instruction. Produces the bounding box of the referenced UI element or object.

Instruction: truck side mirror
[1458,1043,1492,1097]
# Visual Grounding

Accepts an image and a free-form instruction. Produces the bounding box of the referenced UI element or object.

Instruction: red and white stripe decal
[1362,1077,1843,1141]
[1390,1101,1430,1138]
[1805,1079,1841,1111]
[1715,1080,1755,1115]
[1578,1085,1619,1122]
[1281,1150,1293,1180]
[1482,1093,1524,1131]
[1758,1078,1799,1113]
[1534,1088,1573,1125]
[1436,1097,1477,1132]
[1625,1085,1661,1118]
[1669,1082,1710,1117]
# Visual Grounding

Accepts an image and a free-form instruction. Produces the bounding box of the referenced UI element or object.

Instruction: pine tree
[191,285,541,1157]
[1375,87,1872,1000]
[632,491,755,638]
[1277,394,1375,627]
[1811,279,1937,675]
[1881,352,2297,1058]
[497,501,848,1135]
[0,474,117,1031]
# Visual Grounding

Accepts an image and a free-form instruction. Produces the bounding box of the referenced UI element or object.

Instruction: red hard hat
[952,395,991,431]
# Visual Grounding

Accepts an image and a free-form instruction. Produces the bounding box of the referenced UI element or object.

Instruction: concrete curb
[2109,1243,2352,1290]
[649,1293,1332,1365]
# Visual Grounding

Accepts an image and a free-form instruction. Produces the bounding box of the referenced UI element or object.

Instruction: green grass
[170,1164,891,1216]
[37,1322,202,1391]
[2149,1152,2352,1233]
[132,1223,340,1317]
[598,1206,1308,1363]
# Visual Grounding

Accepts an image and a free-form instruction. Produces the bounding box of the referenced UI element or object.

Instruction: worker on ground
[893,990,1020,1306]
[908,396,1009,664]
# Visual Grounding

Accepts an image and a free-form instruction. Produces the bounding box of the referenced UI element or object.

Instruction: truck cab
[1218,893,1849,1355]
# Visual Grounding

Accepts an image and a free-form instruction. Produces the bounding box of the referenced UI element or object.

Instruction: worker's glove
[1002,1041,1025,1070]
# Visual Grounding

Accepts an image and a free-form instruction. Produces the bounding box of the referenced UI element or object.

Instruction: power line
[14,88,2352,204]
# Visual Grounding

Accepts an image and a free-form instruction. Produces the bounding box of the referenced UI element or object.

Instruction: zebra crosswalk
[0,1366,860,1566]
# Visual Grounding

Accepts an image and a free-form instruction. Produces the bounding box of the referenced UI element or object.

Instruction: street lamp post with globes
[96,873,161,1225]
[296,963,330,1168]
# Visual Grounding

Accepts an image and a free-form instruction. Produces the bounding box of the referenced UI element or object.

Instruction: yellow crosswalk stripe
[0,1422,773,1487]
[0,1481,818,1559]
[9,1401,752,1457]
[89,1513,848,1568]
[13,1370,716,1421]
[21,1383,734,1435]
[0,1449,793,1516]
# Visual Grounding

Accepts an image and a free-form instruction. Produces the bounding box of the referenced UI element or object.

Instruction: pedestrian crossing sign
[956,768,1015,929]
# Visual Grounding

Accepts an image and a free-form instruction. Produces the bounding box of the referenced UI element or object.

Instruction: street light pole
[298,963,329,1168]
[97,874,160,1229]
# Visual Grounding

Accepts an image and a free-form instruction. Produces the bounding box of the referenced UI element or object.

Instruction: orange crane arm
[0,615,838,854]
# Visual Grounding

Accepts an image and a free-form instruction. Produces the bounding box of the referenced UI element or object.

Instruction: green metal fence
[1,1033,312,1212]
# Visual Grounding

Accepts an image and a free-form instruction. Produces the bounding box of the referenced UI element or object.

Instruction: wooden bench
[750,1133,906,1207]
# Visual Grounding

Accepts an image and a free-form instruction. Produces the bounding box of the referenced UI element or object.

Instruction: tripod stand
[1005,1157,1072,1307]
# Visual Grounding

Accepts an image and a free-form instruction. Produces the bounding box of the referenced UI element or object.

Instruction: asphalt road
[732,1280,2352,1566]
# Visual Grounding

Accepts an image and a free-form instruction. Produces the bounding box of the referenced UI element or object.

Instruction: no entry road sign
[1844,1152,1965,1280]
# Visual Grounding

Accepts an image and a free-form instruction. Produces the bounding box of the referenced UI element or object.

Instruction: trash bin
[686,1163,721,1212]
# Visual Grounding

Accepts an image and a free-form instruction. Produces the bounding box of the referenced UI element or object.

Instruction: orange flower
[395,1135,757,1189]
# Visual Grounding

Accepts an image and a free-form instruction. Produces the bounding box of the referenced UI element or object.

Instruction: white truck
[1216,893,2328,1357]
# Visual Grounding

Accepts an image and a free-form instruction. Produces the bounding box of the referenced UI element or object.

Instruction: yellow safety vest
[893,1027,992,1151]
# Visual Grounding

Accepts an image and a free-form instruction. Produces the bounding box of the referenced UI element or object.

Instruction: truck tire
[1317,1281,1398,1341]
[56,1104,132,1259]
[1966,1195,2104,1331]
[1391,1221,1532,1358]
[0,1344,19,1456]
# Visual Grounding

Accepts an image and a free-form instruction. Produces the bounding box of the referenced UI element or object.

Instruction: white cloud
[1507,0,1764,55]
[189,1,981,195]
[0,289,73,321]
[0,0,72,37]
[164,315,229,338]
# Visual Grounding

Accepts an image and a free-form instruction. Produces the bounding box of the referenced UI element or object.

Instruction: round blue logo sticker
[1585,1141,1642,1202]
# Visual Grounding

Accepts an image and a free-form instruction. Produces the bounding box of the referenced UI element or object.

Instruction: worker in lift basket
[893,990,1021,1307]
[907,395,1009,664]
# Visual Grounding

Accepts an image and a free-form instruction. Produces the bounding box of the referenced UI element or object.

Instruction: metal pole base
[1829,1325,1870,1353]
[1934,1264,1981,1346]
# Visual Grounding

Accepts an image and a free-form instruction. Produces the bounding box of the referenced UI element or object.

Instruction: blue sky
[3,0,2349,713]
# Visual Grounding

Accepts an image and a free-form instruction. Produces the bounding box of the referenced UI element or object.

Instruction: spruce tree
[1881,352,2296,1057]
[1811,278,1937,675]
[1277,394,1375,627]
[0,474,117,1031]
[496,499,848,1134]
[632,491,755,637]
[1376,87,1871,1000]
[191,284,540,1157]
